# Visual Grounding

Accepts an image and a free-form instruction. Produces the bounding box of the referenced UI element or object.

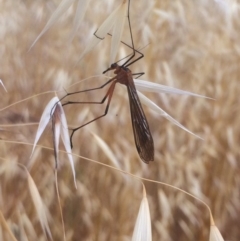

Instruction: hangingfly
[102,63,154,163]
[60,0,154,163]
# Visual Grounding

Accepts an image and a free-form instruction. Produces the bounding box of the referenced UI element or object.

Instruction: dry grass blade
[55,171,67,241]
[132,184,152,241]
[109,0,127,65]
[27,171,52,240]
[91,132,121,169]
[52,104,61,169]
[134,79,212,99]
[18,212,38,240]
[77,1,123,62]
[0,79,7,92]
[69,0,89,42]
[29,0,75,50]
[58,103,77,188]
[93,2,122,38]
[137,91,203,139]
[30,97,58,158]
[158,190,171,220]
[0,210,18,241]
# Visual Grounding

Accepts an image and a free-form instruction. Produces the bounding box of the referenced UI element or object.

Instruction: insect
[61,0,154,163]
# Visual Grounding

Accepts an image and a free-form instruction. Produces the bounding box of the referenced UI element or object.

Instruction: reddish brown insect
[61,0,154,163]
[105,63,154,163]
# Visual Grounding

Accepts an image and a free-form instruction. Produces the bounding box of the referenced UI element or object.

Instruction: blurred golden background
[0,0,239,240]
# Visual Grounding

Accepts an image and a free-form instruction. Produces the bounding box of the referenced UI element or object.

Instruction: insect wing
[127,81,154,163]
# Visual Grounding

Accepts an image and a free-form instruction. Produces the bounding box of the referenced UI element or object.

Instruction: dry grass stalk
[27,169,52,240]
[0,210,18,241]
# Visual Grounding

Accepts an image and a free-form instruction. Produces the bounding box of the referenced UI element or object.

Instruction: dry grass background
[0,0,240,240]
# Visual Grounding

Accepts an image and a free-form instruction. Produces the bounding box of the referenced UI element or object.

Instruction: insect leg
[69,81,116,148]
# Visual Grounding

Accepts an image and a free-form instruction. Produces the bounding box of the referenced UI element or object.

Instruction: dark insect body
[103,63,154,163]
[61,0,154,163]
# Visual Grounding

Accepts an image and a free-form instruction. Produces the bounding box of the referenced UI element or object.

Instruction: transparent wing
[127,80,154,163]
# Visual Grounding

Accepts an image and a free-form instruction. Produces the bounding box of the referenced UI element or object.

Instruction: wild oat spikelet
[132,184,152,241]
[209,225,225,241]
[30,96,77,188]
[209,215,225,241]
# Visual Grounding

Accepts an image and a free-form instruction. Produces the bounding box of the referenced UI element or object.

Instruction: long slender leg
[94,30,104,40]
[119,0,145,68]
[124,51,144,68]
[121,0,135,67]
[59,77,115,102]
[70,81,116,148]
[132,72,145,79]
[102,0,143,74]
[62,92,109,107]
[50,77,116,117]
[106,33,144,68]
